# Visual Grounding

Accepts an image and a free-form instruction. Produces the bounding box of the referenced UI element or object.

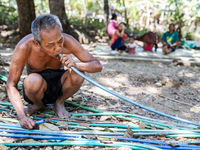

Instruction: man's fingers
[64,59,71,67]
[67,62,74,68]
[30,120,36,127]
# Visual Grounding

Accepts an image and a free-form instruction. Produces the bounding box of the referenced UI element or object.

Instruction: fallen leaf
[97,136,110,142]
[100,116,110,121]
[110,102,121,108]
[178,139,191,145]
[84,135,97,139]
[102,127,115,132]
[157,136,166,139]
[190,106,200,113]
[39,123,60,131]
[0,145,9,150]
[124,126,133,138]
[56,122,69,126]
[22,139,38,143]
[139,121,145,129]
[79,123,90,127]
[168,143,179,147]
[110,136,118,141]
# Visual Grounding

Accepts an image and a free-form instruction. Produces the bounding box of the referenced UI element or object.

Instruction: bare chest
[27,51,62,73]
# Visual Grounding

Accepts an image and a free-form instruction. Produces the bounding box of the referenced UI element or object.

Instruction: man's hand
[20,116,35,129]
[60,54,76,68]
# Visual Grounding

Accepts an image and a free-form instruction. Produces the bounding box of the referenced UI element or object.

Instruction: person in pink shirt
[110,22,127,53]
[107,13,118,36]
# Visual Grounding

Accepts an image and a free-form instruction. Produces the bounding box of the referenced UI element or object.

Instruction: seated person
[107,13,118,37]
[110,22,127,53]
[143,41,153,52]
[161,23,179,55]
[126,36,137,54]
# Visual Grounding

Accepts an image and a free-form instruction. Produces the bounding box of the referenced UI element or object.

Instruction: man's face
[169,25,174,31]
[40,25,64,57]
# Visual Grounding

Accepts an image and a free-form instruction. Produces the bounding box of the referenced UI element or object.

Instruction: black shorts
[23,69,67,106]
[162,44,176,52]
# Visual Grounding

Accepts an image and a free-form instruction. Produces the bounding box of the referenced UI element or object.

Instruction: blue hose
[1,124,200,149]
[0,120,45,128]
[0,130,200,149]
[70,66,200,126]
[1,123,200,148]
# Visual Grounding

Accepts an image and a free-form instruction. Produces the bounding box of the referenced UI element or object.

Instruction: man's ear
[33,40,41,48]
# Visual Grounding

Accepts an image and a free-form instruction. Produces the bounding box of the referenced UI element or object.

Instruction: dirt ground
[0,45,200,149]
[79,58,200,122]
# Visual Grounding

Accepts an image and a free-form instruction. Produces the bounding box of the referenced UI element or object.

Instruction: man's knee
[71,71,84,86]
[24,73,46,93]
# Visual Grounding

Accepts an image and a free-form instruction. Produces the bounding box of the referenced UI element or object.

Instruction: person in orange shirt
[110,22,127,53]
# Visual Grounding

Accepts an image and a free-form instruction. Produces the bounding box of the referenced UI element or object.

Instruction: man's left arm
[62,34,103,73]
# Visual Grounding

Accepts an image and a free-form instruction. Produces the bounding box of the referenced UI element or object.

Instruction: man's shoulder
[62,33,78,45]
[63,33,76,41]
[164,31,169,34]
[16,34,34,49]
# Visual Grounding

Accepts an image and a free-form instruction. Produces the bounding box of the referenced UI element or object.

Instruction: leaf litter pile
[0,55,200,149]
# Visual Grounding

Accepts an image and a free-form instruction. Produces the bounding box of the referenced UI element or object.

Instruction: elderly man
[6,14,102,129]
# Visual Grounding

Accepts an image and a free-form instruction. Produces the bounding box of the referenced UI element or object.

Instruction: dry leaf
[22,139,38,143]
[178,139,191,145]
[124,126,133,138]
[110,102,121,108]
[97,136,110,141]
[56,122,69,126]
[84,135,97,139]
[168,143,179,147]
[190,106,200,113]
[39,123,60,131]
[157,136,166,139]
[139,121,145,129]
[79,123,90,127]
[102,127,115,132]
[100,116,110,121]
[0,145,9,150]
[110,136,118,141]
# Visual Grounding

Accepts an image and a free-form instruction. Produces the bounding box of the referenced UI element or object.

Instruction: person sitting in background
[161,23,179,55]
[107,13,118,37]
[126,36,137,54]
[143,41,153,52]
[110,22,127,53]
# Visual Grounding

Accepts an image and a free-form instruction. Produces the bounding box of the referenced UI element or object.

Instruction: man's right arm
[6,42,35,129]
[161,33,166,45]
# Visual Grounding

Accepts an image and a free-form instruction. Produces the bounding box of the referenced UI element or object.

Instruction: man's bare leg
[55,69,84,118]
[162,45,168,55]
[23,73,47,115]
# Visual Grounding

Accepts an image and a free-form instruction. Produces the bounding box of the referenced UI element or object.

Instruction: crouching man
[6,14,102,129]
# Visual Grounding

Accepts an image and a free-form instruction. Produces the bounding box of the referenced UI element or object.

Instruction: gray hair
[31,14,63,44]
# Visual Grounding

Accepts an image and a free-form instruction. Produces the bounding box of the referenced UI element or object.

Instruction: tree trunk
[123,0,128,25]
[16,0,36,39]
[104,0,109,27]
[49,0,78,40]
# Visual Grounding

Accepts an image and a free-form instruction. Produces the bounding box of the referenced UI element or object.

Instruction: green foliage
[69,17,106,36]
[34,0,49,15]
[0,0,199,41]
[0,0,18,26]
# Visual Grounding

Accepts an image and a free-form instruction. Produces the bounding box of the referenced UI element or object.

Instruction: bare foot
[25,105,42,115]
[55,102,71,119]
